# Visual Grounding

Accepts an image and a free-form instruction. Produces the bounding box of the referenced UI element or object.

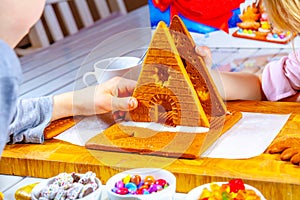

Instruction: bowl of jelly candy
[31,171,102,200]
[186,179,266,200]
[106,168,176,200]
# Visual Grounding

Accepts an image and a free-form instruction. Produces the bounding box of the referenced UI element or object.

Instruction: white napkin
[55,112,290,159]
[201,112,290,159]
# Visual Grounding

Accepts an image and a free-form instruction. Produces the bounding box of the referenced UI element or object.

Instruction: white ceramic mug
[83,56,141,86]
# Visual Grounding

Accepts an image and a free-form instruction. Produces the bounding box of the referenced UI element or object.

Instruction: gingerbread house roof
[128,15,226,128]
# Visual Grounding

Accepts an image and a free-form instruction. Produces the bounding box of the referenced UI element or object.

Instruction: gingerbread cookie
[237,4,261,30]
[281,147,300,165]
[44,117,80,139]
[266,132,300,165]
[266,137,300,154]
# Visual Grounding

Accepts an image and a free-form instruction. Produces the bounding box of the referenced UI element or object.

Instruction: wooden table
[1,5,300,200]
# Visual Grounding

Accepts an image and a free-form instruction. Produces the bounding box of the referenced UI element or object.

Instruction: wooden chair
[15,0,127,56]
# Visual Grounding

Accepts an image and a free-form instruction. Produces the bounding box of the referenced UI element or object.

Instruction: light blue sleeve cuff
[8,95,53,144]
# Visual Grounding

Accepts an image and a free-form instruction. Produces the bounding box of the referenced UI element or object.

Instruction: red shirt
[152,0,245,32]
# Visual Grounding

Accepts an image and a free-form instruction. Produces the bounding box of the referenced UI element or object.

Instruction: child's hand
[89,76,138,120]
[195,46,213,69]
[52,77,138,121]
[98,77,138,120]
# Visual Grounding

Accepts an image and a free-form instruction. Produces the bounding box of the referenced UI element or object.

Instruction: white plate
[186,182,266,200]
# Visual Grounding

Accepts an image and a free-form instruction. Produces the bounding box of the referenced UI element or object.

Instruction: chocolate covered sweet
[37,172,98,200]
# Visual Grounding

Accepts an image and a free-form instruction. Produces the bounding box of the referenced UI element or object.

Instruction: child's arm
[196,46,264,101]
[211,71,264,101]
[51,77,138,121]
[262,49,300,101]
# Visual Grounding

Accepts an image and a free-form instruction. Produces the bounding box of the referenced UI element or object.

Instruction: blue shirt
[0,40,53,155]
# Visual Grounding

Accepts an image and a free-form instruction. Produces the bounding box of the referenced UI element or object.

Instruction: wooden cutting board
[85,111,242,159]
[2,101,300,200]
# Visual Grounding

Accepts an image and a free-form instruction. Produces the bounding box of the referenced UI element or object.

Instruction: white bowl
[31,172,102,200]
[186,182,266,200]
[106,168,176,200]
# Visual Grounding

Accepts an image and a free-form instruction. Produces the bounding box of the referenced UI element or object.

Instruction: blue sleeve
[0,39,53,150]
[8,96,53,144]
[0,40,22,153]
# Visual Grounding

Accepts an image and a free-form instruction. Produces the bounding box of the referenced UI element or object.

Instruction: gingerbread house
[85,16,241,159]
[130,16,226,127]
[128,15,226,128]
[233,0,295,44]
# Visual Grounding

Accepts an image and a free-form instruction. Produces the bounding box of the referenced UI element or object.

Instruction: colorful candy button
[130,175,141,185]
[136,188,145,195]
[155,179,167,187]
[116,187,129,195]
[122,175,131,184]
[143,175,155,186]
[125,182,137,193]
[279,33,286,39]
[148,184,163,193]
[115,180,124,189]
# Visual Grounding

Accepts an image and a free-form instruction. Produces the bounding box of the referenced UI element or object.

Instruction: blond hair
[263,0,300,33]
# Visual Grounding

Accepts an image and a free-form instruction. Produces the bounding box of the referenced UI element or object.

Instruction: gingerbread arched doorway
[129,83,180,127]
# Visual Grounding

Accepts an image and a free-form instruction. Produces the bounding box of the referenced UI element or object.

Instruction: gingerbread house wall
[131,23,209,127]
[169,16,227,119]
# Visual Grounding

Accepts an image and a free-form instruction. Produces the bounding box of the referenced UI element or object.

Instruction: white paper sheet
[201,112,290,159]
[54,115,111,146]
[55,112,290,159]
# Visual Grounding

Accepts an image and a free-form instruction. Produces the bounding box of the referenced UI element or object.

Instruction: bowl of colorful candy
[106,168,176,200]
[31,171,102,200]
[186,178,266,200]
